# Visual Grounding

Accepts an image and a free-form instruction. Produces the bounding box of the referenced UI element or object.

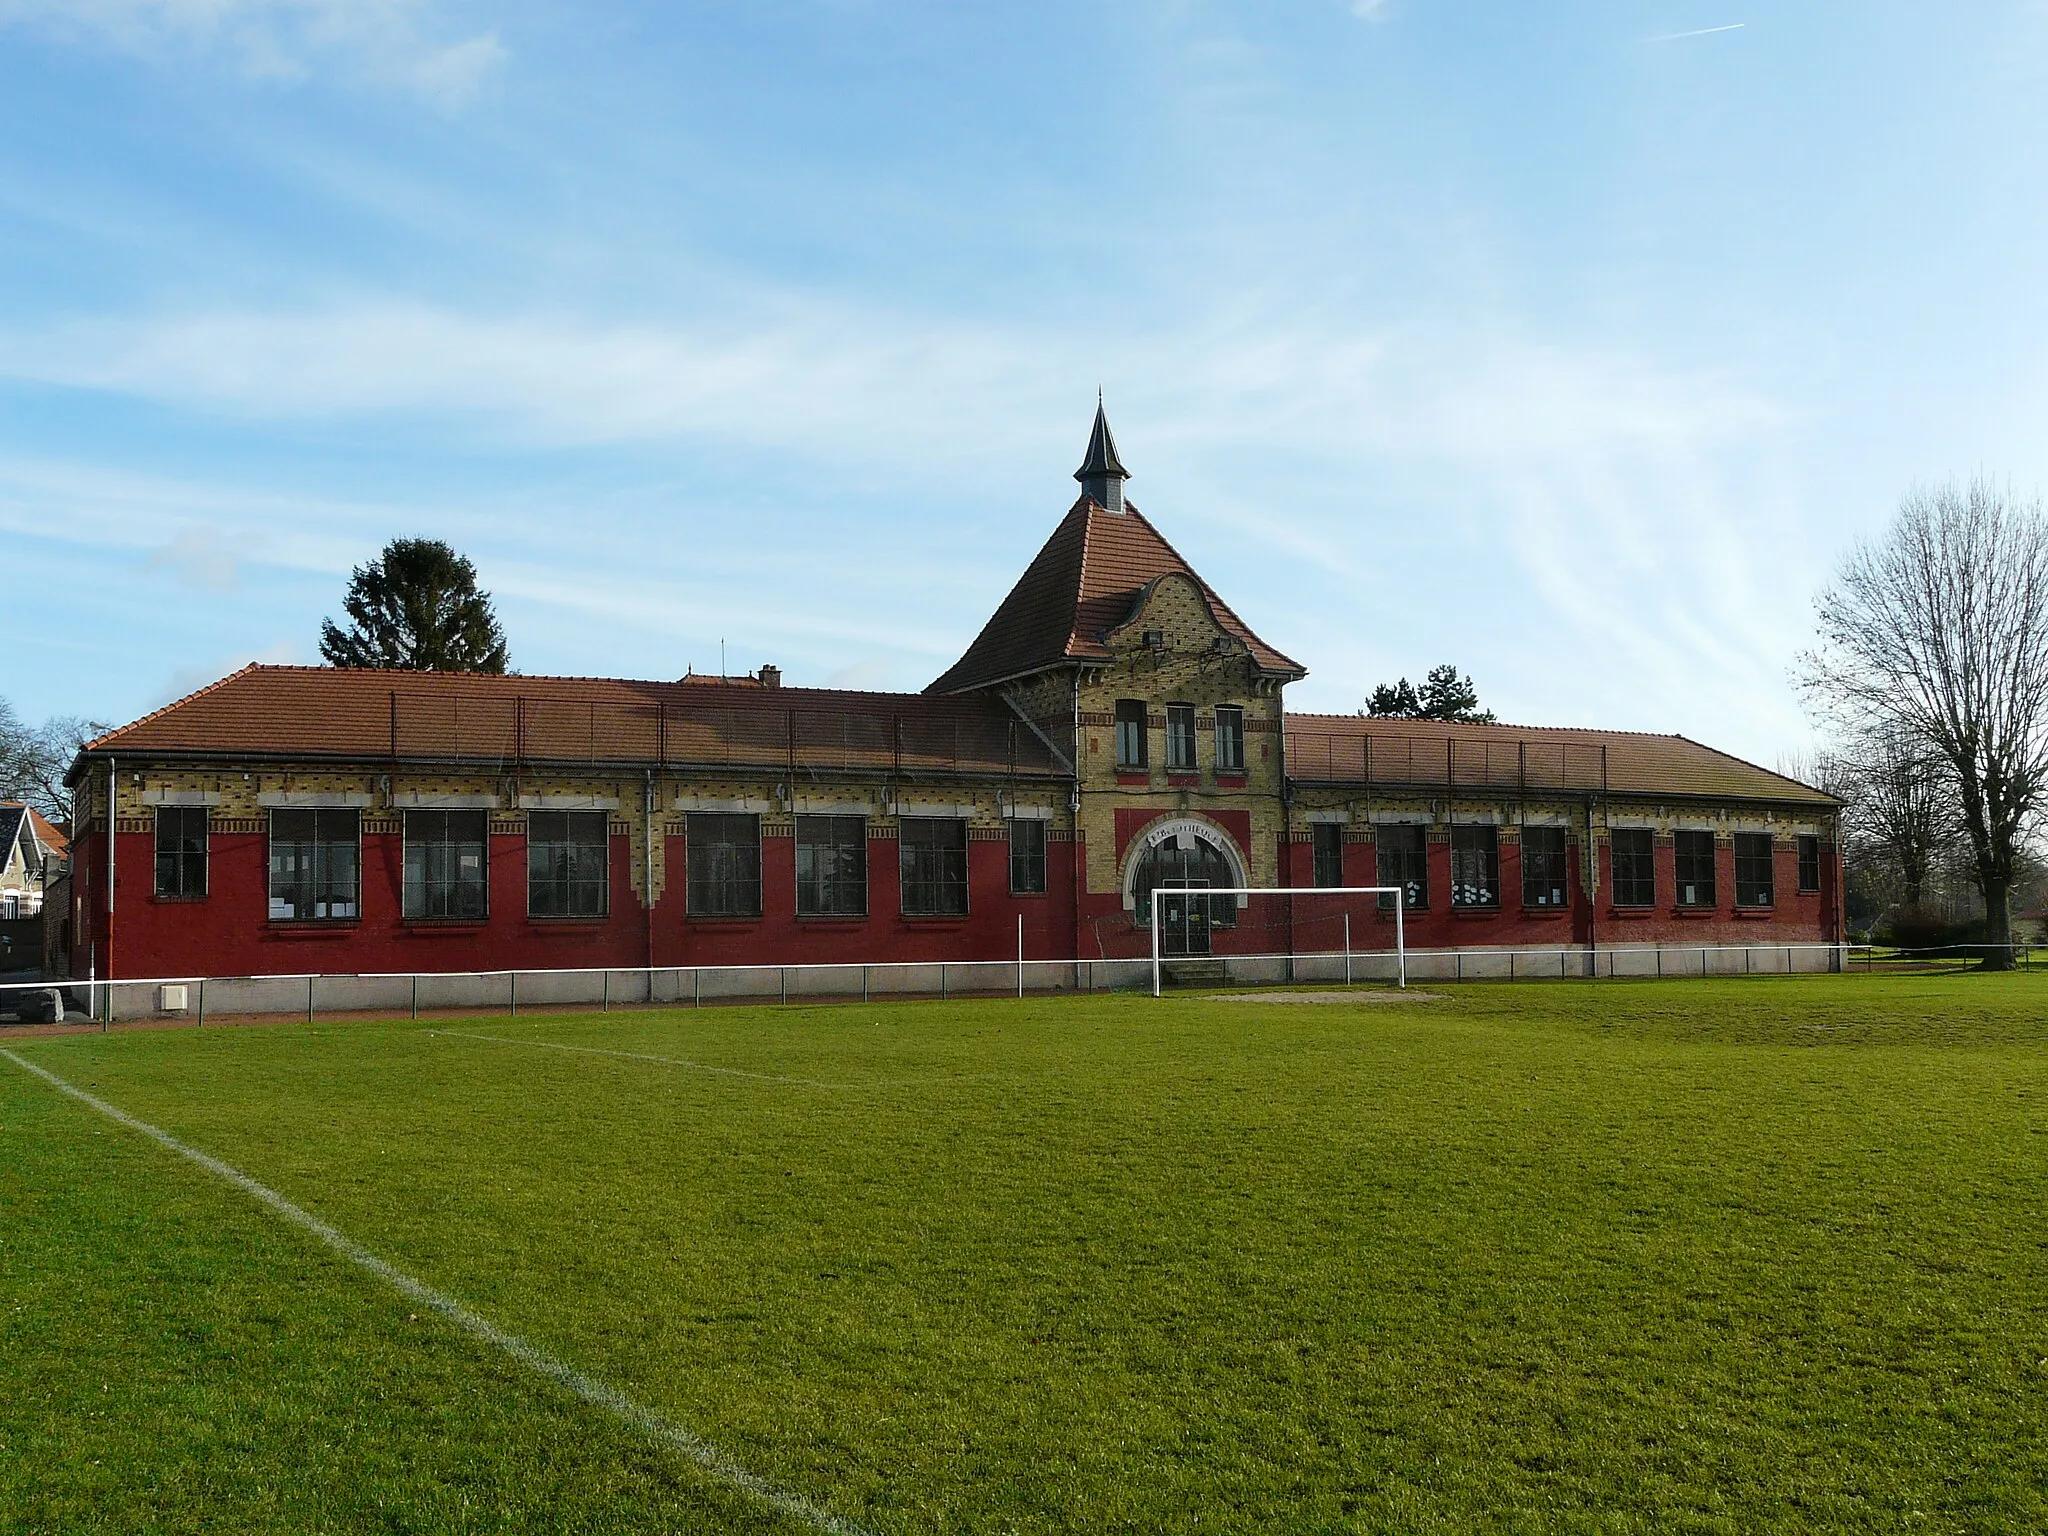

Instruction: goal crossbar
[1148,886,1407,997]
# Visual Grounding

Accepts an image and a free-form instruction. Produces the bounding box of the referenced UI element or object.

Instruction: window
[528,811,608,917]
[1522,826,1568,908]
[1214,705,1245,773]
[1114,699,1148,769]
[1130,836,1236,928]
[1165,703,1197,771]
[404,810,489,920]
[1376,824,1428,909]
[154,806,208,898]
[1009,817,1047,895]
[1675,830,1716,907]
[1734,832,1774,907]
[687,813,761,917]
[1451,824,1499,908]
[1311,823,1344,888]
[901,817,968,916]
[0,895,15,920]
[268,809,359,921]
[796,814,867,917]
[1797,835,1821,893]
[1612,829,1656,907]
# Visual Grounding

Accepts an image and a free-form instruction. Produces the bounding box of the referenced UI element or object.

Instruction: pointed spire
[1074,395,1130,513]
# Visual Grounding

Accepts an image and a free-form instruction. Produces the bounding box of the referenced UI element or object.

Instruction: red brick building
[65,407,1842,983]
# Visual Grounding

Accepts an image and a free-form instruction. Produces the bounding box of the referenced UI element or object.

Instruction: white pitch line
[435,1030,854,1089]
[1,1047,872,1536]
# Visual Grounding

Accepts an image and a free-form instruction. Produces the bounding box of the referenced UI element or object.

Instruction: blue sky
[4,1,2048,768]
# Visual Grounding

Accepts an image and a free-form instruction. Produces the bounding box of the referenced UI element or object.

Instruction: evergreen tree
[319,539,510,673]
[1363,663,1496,723]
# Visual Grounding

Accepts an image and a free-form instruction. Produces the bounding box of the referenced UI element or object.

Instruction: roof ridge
[1284,710,1688,740]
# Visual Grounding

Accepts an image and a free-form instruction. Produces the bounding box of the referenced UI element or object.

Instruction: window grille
[404,810,489,920]
[1611,828,1656,907]
[1311,823,1344,888]
[1009,818,1047,895]
[1797,834,1821,893]
[1521,825,1568,908]
[795,814,867,917]
[687,812,762,917]
[268,809,360,921]
[1734,832,1774,907]
[1114,699,1148,769]
[900,817,968,916]
[1451,824,1499,908]
[154,806,208,898]
[1165,704,1197,770]
[1214,705,1246,772]
[1375,824,1428,910]
[528,811,608,918]
[1674,830,1716,907]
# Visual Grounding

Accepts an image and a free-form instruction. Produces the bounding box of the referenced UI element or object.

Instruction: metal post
[1745,947,1752,976]
[1343,912,1351,986]
[1456,951,1463,982]
[1510,950,1516,982]
[862,965,869,1004]
[1018,913,1025,998]
[101,982,106,1033]
[1702,947,1708,977]
[412,974,419,1020]
[1395,896,1406,990]
[197,978,206,1027]
[941,963,948,1001]
[781,967,788,1006]
[694,968,701,1009]
[510,971,518,1015]
[602,970,610,1012]
[1150,892,1162,999]
[307,975,315,1024]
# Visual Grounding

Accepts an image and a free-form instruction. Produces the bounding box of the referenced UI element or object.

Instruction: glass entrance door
[1159,880,1213,956]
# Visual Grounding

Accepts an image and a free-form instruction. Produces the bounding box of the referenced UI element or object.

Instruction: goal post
[1149,886,1407,997]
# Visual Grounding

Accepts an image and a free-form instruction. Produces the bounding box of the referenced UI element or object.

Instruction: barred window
[154,806,208,898]
[1522,825,1568,908]
[1311,823,1344,888]
[528,811,608,918]
[1114,699,1148,769]
[1734,832,1774,907]
[1797,835,1821,893]
[900,817,968,917]
[1165,703,1197,770]
[1214,705,1246,772]
[1009,817,1047,895]
[1376,824,1428,910]
[1451,824,1499,908]
[1612,828,1656,907]
[404,810,489,920]
[268,809,359,921]
[1675,830,1716,908]
[796,814,867,917]
[687,813,761,917]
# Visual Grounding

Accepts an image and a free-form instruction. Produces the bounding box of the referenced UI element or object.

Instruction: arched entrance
[1123,819,1247,957]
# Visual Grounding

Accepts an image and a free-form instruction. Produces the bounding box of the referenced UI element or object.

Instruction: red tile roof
[1283,712,1837,805]
[79,666,1067,779]
[927,496,1305,694]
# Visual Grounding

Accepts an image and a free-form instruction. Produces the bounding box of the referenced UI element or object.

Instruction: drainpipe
[105,756,116,983]
[643,769,656,970]
[1070,671,1085,962]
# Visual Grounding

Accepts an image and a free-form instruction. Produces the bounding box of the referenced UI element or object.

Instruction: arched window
[1129,835,1238,928]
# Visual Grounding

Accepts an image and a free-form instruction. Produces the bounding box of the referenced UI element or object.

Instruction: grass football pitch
[4,973,2046,1534]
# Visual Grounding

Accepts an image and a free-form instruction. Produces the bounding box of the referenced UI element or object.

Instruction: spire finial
[1074,398,1130,512]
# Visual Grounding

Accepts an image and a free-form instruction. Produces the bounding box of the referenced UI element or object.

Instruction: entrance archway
[1122,819,1248,956]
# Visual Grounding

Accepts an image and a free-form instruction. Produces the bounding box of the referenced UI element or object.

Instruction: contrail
[1647,22,1745,41]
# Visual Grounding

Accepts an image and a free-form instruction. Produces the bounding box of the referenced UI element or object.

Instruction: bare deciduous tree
[1831,726,1954,910]
[1801,478,2048,968]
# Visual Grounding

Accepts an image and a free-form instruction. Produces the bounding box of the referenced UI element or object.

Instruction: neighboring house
[63,407,1843,982]
[0,803,65,920]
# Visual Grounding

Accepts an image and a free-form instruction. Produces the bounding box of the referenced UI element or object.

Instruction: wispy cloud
[0,0,505,106]
[1645,22,1746,43]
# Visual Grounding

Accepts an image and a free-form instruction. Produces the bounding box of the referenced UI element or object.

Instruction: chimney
[757,664,782,689]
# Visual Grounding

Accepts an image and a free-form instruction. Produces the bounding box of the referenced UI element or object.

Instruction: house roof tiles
[927,495,1305,694]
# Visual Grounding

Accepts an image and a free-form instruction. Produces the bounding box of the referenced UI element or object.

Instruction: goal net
[1128,886,1407,997]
